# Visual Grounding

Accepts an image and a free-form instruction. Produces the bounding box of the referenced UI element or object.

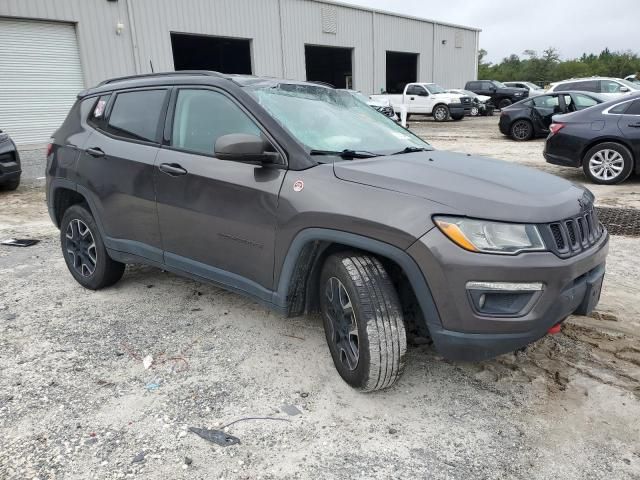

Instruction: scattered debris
[388,427,398,435]
[132,451,145,463]
[143,355,154,370]
[145,381,161,391]
[189,427,240,447]
[300,392,309,398]
[1,238,40,247]
[280,404,302,416]
[184,457,193,465]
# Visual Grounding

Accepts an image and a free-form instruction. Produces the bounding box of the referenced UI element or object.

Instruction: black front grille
[542,207,604,258]
[460,96,472,105]
[0,151,15,164]
[374,106,395,118]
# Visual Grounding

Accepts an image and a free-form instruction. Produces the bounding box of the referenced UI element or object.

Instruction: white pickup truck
[370,82,471,122]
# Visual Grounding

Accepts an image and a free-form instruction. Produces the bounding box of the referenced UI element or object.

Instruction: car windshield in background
[493,81,507,88]
[619,78,640,90]
[426,84,447,94]
[524,82,542,90]
[247,83,430,155]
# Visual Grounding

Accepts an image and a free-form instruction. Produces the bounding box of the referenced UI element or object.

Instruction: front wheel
[432,105,450,122]
[60,204,125,290]
[510,119,533,141]
[498,98,512,109]
[582,142,634,185]
[470,106,480,116]
[0,176,20,191]
[320,253,407,392]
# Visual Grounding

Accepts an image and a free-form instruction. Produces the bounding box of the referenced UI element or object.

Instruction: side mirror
[214,134,279,164]
[619,86,630,93]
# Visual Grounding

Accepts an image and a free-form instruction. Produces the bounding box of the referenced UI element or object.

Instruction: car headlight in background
[434,216,546,254]
[514,92,524,96]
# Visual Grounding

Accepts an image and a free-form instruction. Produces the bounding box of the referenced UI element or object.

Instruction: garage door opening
[171,33,252,74]
[305,45,353,89]
[386,51,418,94]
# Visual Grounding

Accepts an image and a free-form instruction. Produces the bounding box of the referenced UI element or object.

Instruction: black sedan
[544,93,640,184]
[499,91,606,141]
[0,130,21,191]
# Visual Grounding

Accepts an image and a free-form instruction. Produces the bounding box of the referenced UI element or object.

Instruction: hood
[433,93,464,102]
[367,98,390,108]
[333,151,588,223]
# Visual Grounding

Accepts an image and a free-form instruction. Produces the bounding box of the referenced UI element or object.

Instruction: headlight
[434,216,546,254]
[514,92,523,96]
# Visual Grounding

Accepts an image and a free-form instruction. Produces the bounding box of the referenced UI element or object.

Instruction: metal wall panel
[0,0,136,87]
[128,0,284,77]
[0,18,84,144]
[372,13,434,94]
[433,24,478,88]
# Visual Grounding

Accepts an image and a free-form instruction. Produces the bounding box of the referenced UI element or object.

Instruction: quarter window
[106,90,167,142]
[609,102,631,114]
[171,89,261,156]
[88,94,111,128]
[626,100,640,115]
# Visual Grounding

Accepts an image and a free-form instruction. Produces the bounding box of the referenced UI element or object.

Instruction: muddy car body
[46,72,609,391]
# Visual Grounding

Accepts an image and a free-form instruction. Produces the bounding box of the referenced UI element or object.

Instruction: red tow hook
[548,324,562,335]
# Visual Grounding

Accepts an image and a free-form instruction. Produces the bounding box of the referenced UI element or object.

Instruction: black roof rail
[97,70,227,86]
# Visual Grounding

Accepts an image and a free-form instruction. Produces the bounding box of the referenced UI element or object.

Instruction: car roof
[79,71,333,98]
[551,76,626,85]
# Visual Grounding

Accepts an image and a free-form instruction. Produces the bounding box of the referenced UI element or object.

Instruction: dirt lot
[1,116,639,479]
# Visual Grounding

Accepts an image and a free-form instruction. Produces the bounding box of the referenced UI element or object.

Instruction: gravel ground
[1,116,639,479]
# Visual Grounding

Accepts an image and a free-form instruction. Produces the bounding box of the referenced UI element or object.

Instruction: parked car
[499,91,606,141]
[625,74,640,85]
[0,130,21,191]
[504,81,545,97]
[447,89,495,116]
[371,83,470,121]
[47,72,609,391]
[547,77,640,98]
[342,89,398,120]
[544,93,640,184]
[464,80,528,109]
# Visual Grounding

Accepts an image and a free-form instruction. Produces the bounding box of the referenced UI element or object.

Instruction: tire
[582,142,634,185]
[510,119,533,141]
[60,204,125,290]
[432,104,450,122]
[498,98,512,109]
[319,252,407,392]
[470,106,480,116]
[0,176,20,191]
[451,113,464,121]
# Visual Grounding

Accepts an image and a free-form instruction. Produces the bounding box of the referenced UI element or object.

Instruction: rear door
[404,84,430,113]
[617,99,640,159]
[76,88,169,262]
[155,87,286,295]
[530,94,561,132]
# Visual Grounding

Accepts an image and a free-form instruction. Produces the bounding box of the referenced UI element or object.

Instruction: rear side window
[105,90,167,142]
[625,99,640,115]
[171,89,260,156]
[88,94,111,128]
[532,95,559,107]
[466,81,480,90]
[609,102,631,114]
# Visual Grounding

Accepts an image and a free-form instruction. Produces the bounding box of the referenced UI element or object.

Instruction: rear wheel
[60,204,125,290]
[433,105,450,122]
[498,98,512,109]
[319,252,407,392]
[582,142,633,185]
[510,119,533,141]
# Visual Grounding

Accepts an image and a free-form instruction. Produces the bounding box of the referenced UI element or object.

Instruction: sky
[339,0,640,63]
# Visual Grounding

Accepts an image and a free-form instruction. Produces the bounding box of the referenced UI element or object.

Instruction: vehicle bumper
[543,149,581,168]
[0,141,21,183]
[407,227,609,361]
[447,103,465,117]
[498,115,511,135]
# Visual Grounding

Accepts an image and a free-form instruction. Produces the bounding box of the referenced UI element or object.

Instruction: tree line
[478,47,640,87]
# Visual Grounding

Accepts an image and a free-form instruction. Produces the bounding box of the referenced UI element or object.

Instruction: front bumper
[446,103,465,117]
[407,227,609,361]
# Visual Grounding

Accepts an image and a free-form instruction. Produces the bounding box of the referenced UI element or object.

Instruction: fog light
[466,282,544,316]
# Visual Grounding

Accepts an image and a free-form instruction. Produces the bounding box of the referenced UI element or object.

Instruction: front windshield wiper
[309,149,381,159]
[391,146,431,155]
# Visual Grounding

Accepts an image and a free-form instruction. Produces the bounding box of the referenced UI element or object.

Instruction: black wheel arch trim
[274,228,442,329]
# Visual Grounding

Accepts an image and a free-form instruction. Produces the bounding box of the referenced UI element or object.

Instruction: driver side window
[171,89,261,156]
[406,85,427,96]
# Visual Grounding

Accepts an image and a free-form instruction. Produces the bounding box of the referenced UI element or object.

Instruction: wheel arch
[579,138,636,167]
[51,182,90,228]
[274,228,441,337]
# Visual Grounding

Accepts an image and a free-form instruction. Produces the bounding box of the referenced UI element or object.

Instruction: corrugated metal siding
[280,0,374,91]
[433,24,478,88]
[0,0,136,87]
[128,0,284,77]
[0,18,84,144]
[372,13,434,93]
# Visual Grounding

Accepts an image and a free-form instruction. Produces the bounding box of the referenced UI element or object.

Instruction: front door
[530,94,561,133]
[405,84,430,114]
[155,87,286,298]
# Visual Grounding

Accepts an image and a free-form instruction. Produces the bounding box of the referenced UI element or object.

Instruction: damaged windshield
[246,83,430,156]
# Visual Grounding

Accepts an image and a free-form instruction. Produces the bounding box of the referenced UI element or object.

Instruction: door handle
[628,123,640,128]
[410,97,415,100]
[85,147,105,158]
[159,163,188,176]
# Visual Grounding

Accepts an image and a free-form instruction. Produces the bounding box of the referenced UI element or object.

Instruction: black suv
[46,72,608,391]
[465,80,528,109]
[0,130,21,190]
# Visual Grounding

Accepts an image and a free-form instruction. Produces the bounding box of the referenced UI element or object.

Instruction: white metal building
[0,0,479,145]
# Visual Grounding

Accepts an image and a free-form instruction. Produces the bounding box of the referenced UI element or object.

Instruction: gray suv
[46,72,609,391]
